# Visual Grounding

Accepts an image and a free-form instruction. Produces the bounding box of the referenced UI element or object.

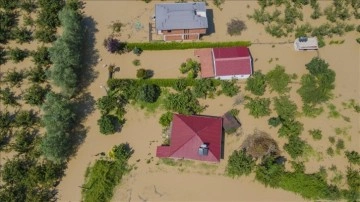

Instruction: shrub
[4,68,24,87]
[126,41,251,51]
[23,84,49,106]
[137,84,161,103]
[109,143,133,161]
[136,68,149,79]
[229,108,240,117]
[278,120,304,138]
[0,87,18,106]
[255,156,285,188]
[109,21,123,33]
[245,71,266,96]
[132,46,142,56]
[268,117,282,127]
[226,150,255,177]
[0,47,6,65]
[309,129,322,140]
[31,46,51,67]
[27,66,47,83]
[96,95,119,114]
[265,65,291,94]
[220,79,239,97]
[132,59,140,66]
[302,103,323,118]
[284,136,307,159]
[345,151,360,165]
[108,78,197,89]
[335,139,345,151]
[327,147,335,156]
[98,114,118,135]
[179,59,200,78]
[103,37,126,53]
[173,79,187,91]
[273,96,298,121]
[159,112,173,127]
[7,47,28,63]
[227,19,247,36]
[244,97,271,118]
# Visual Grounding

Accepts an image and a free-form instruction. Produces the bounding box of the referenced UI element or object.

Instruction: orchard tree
[220,79,239,97]
[192,79,216,99]
[31,46,51,67]
[0,87,19,106]
[23,84,49,106]
[164,89,203,115]
[98,114,118,135]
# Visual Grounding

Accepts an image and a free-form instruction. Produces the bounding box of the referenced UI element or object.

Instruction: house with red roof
[156,114,223,163]
[194,47,253,79]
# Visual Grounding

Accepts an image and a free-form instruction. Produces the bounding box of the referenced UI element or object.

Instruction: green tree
[297,57,336,104]
[136,68,149,79]
[273,96,298,121]
[137,84,160,103]
[192,79,216,99]
[41,92,75,162]
[12,27,32,44]
[27,66,47,83]
[23,84,49,106]
[98,114,117,135]
[159,112,173,127]
[0,87,19,106]
[14,110,37,128]
[3,68,24,87]
[345,151,360,165]
[12,129,36,153]
[96,95,120,114]
[226,150,255,177]
[7,47,28,63]
[244,97,271,118]
[31,46,51,67]
[0,46,7,65]
[245,71,266,96]
[309,129,322,140]
[48,6,83,96]
[265,65,291,94]
[220,79,239,97]
[109,143,133,161]
[345,167,360,201]
[164,89,203,115]
[173,79,187,91]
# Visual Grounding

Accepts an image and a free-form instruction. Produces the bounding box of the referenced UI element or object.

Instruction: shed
[222,112,241,133]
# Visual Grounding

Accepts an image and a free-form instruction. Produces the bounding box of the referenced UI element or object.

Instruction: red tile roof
[213,47,252,77]
[195,47,252,78]
[156,114,222,162]
[194,48,215,78]
[213,47,250,58]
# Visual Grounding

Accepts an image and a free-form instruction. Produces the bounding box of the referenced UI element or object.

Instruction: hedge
[126,41,251,51]
[107,78,222,89]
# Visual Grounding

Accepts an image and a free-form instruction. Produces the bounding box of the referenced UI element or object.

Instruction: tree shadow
[78,16,99,91]
[206,9,215,35]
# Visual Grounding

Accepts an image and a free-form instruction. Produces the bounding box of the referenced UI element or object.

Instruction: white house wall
[215,74,251,80]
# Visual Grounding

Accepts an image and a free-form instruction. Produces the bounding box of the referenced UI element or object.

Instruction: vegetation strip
[126,41,251,50]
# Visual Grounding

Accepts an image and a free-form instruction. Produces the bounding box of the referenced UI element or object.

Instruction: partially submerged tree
[226,150,255,177]
[227,19,247,36]
[245,71,266,96]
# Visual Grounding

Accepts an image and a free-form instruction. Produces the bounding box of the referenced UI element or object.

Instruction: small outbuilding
[294,37,318,51]
[222,112,241,134]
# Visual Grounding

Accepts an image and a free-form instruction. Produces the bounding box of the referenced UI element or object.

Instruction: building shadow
[206,9,215,35]
[221,131,225,159]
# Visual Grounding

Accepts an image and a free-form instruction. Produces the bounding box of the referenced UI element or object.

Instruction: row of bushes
[108,78,198,89]
[126,41,251,51]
